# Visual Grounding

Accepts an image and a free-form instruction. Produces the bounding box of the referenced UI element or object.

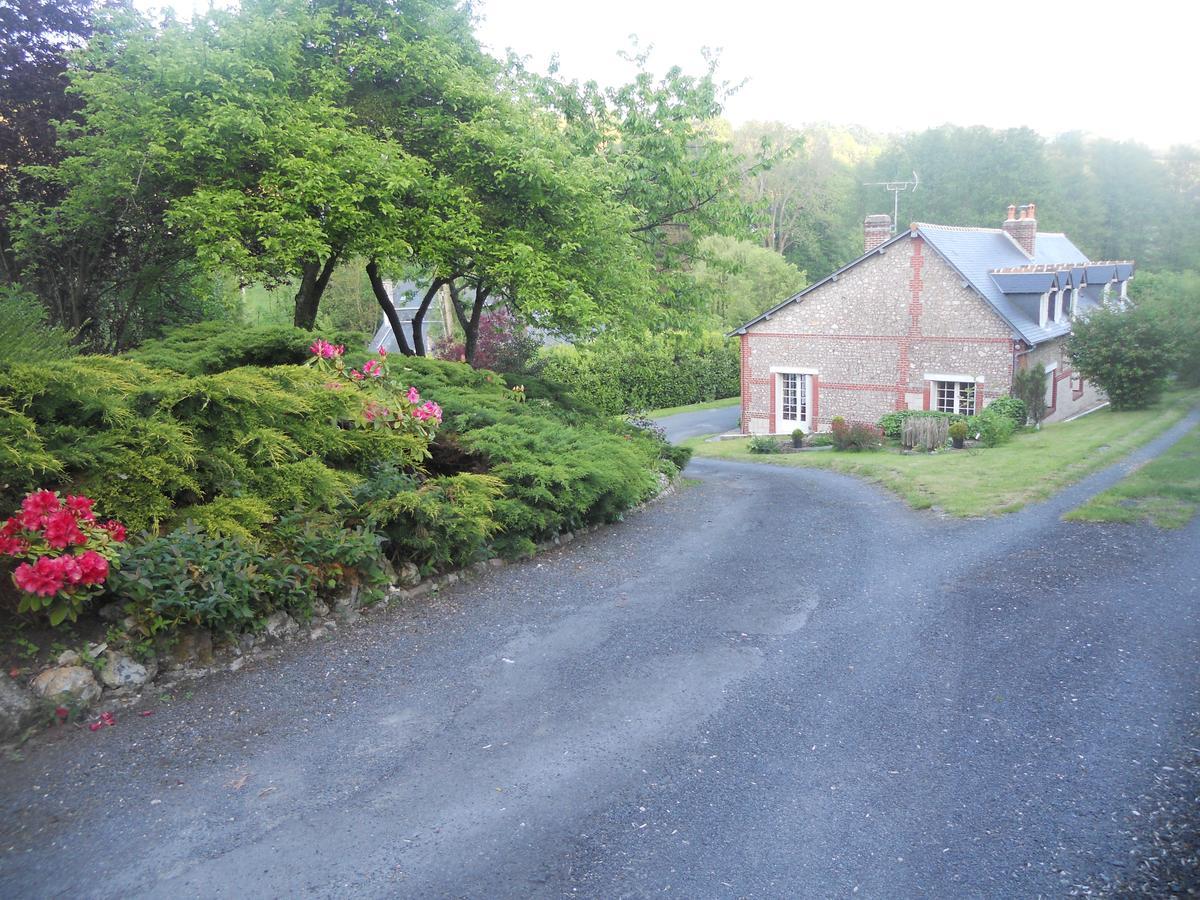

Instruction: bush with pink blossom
[1,490,126,625]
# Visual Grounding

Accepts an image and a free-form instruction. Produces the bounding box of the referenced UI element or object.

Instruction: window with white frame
[934,380,976,415]
[1059,287,1073,320]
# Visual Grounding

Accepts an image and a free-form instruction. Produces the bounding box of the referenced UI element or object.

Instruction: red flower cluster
[2,490,125,607]
[12,551,109,597]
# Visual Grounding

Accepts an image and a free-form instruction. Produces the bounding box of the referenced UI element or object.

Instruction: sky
[136,0,1195,149]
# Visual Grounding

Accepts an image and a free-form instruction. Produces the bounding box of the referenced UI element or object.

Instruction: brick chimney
[1002,202,1037,256]
[864,214,892,253]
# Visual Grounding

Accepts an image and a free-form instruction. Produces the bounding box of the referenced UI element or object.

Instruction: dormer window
[1060,287,1073,320]
[1043,289,1057,326]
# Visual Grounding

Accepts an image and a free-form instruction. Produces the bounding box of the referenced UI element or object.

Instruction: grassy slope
[1065,423,1200,528]
[688,390,1199,517]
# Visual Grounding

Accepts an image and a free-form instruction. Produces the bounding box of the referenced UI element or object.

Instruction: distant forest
[736,122,1200,282]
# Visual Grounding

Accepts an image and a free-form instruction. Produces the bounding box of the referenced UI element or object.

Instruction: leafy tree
[1134,270,1200,386]
[735,122,874,279]
[689,235,805,330]
[532,48,768,332]
[1011,366,1048,426]
[0,0,93,286]
[1067,304,1177,410]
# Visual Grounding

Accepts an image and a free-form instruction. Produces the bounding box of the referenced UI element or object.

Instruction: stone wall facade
[741,235,1020,434]
[1023,337,1108,423]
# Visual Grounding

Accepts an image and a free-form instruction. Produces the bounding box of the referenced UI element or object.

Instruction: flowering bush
[307,341,443,440]
[1,490,126,624]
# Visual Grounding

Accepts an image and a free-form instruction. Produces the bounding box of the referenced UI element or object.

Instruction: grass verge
[688,390,1199,517]
[1064,423,1200,528]
[646,396,740,419]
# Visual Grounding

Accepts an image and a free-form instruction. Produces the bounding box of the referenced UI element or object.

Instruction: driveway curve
[1,416,1198,898]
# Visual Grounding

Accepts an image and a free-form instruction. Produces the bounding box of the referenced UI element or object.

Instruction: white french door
[778,372,810,431]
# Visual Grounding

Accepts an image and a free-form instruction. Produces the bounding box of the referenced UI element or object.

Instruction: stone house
[730,203,1134,434]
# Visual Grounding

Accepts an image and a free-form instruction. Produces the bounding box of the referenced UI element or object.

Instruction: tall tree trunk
[366,259,412,355]
[293,256,338,330]
[410,278,446,357]
[449,280,490,366]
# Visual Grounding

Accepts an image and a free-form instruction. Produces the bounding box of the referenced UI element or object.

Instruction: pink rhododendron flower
[43,510,86,550]
[65,495,96,522]
[13,556,65,597]
[1,517,21,537]
[406,386,421,404]
[378,347,388,358]
[363,402,390,423]
[361,359,382,378]
[350,369,365,381]
[0,535,27,555]
[55,553,83,586]
[77,550,109,585]
[19,490,60,530]
[103,520,127,542]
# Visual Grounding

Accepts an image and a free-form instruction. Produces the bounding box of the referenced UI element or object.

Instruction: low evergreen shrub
[983,395,1027,429]
[0,323,681,631]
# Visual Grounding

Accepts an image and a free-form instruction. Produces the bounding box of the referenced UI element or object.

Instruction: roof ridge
[913,223,1006,233]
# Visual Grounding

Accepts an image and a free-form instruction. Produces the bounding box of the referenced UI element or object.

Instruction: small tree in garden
[1067,304,1177,410]
[1012,367,1048,426]
[471,308,540,373]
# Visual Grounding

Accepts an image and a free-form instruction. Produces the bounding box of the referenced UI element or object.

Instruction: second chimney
[864,214,892,253]
[1003,203,1037,256]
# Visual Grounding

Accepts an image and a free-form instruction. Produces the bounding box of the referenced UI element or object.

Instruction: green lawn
[1064,423,1200,528]
[646,396,740,418]
[687,391,1199,517]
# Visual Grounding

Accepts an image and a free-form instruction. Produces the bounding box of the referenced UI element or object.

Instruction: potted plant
[949,420,968,449]
[791,428,805,449]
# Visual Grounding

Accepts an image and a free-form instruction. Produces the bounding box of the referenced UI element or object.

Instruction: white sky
[137,0,1195,149]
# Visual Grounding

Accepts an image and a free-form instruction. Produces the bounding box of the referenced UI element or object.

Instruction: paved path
[655,402,739,442]
[2,413,1198,898]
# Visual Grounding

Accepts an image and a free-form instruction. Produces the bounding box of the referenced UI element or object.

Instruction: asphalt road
[656,402,740,442]
[2,412,1198,899]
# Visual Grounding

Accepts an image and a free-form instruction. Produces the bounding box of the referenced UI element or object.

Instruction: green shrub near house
[534,331,739,415]
[0,323,684,636]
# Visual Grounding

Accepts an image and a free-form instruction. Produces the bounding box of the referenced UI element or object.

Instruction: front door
[778,372,809,432]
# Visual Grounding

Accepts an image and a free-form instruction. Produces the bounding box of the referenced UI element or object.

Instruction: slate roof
[732,222,1135,347]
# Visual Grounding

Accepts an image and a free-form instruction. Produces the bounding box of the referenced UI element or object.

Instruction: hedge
[533,332,739,415]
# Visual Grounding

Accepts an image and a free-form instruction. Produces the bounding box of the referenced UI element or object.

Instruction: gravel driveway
[1,412,1197,898]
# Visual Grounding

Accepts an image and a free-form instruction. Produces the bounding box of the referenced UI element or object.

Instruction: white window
[934,380,976,415]
[1060,287,1073,320]
[1045,289,1058,325]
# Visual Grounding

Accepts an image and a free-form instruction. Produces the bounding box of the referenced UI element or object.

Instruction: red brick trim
[739,334,750,434]
[769,372,777,434]
[1072,372,1085,400]
[975,378,986,410]
[810,374,820,428]
[922,383,931,411]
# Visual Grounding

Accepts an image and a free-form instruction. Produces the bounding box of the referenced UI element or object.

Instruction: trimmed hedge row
[533,332,739,415]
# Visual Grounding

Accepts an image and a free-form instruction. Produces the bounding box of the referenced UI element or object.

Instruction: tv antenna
[863,171,919,232]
